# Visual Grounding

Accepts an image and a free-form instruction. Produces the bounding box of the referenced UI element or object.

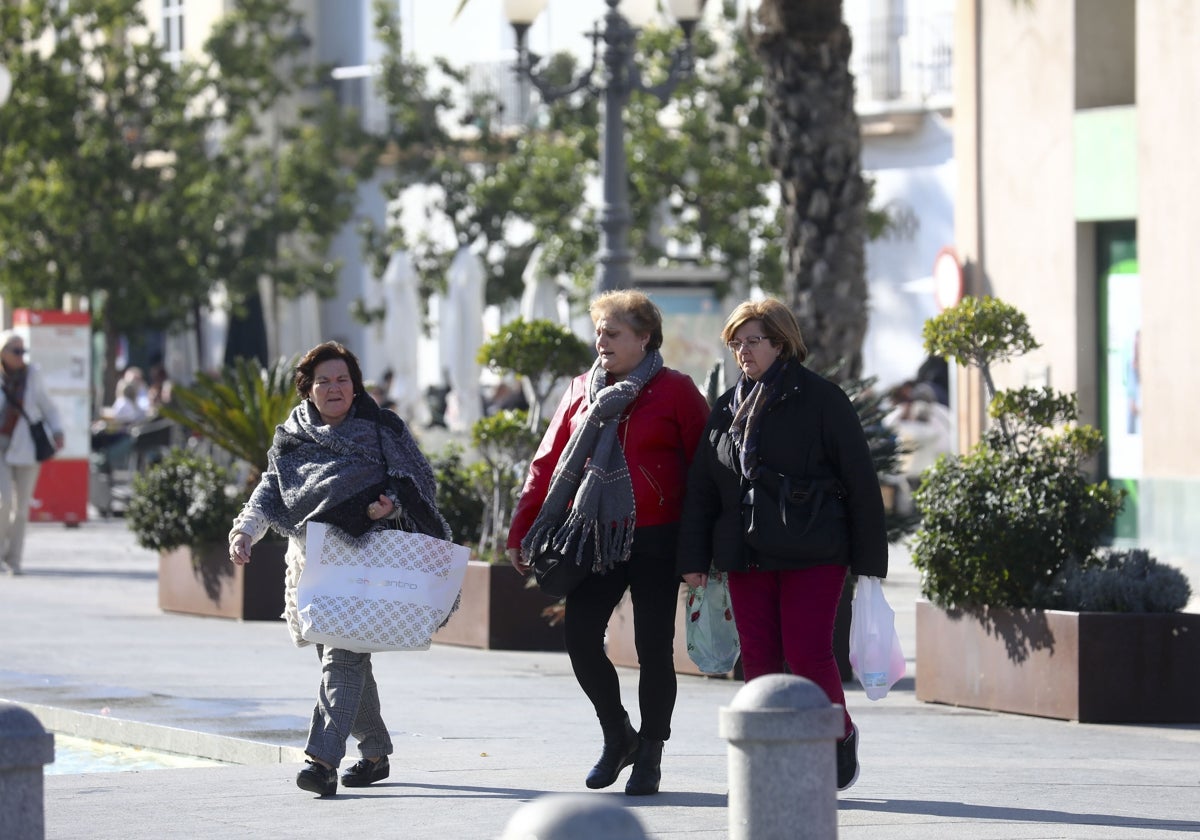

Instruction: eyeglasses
[3,347,25,356]
[726,336,769,353]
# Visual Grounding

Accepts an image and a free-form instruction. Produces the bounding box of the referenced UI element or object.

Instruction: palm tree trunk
[754,0,869,382]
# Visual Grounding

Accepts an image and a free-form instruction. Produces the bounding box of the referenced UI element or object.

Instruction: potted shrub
[127,449,283,619]
[910,296,1196,722]
[132,356,298,620]
[429,433,564,652]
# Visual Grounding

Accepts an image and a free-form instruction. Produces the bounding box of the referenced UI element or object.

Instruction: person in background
[147,364,173,414]
[109,381,146,427]
[0,331,65,575]
[884,379,953,486]
[228,341,450,797]
[506,290,709,796]
[118,366,151,414]
[916,353,950,407]
[677,298,888,792]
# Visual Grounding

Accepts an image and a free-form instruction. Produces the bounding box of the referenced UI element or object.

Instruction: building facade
[953,0,1199,590]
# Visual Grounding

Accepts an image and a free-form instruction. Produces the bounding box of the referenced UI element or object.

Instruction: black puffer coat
[677,361,888,578]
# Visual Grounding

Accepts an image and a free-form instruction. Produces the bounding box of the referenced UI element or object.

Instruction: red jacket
[507,367,710,549]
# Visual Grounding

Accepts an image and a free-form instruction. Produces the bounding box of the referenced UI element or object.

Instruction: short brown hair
[294,341,365,400]
[720,298,808,363]
[588,289,664,351]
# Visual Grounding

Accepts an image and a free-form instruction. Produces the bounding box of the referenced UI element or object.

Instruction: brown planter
[607,583,739,679]
[158,541,286,621]
[433,560,565,651]
[915,599,1200,722]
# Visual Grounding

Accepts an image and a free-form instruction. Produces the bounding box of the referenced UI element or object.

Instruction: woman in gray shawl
[229,341,449,797]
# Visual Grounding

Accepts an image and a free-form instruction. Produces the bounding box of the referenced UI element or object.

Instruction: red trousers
[727,564,852,736]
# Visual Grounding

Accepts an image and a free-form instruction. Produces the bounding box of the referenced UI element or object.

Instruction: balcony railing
[850,12,953,110]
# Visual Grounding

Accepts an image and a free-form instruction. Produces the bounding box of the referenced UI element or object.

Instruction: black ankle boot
[624,738,663,796]
[585,714,640,789]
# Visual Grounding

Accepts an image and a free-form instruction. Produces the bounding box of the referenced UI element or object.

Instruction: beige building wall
[975,2,1079,398]
[957,0,1200,585]
[1137,0,1200,477]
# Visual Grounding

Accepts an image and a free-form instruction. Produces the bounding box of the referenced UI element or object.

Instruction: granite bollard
[719,674,844,840]
[0,703,56,840]
[500,793,648,839]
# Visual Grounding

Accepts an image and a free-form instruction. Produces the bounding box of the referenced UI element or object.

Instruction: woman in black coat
[678,298,887,792]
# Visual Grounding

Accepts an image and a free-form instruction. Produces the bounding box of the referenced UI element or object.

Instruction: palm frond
[159,356,299,483]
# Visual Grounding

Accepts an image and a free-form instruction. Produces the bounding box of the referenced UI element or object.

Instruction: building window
[163,0,185,67]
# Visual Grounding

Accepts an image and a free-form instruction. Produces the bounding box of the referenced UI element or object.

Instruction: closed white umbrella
[445,246,485,432]
[381,250,422,424]
[519,245,562,324]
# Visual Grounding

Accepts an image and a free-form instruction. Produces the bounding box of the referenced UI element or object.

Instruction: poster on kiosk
[13,309,92,524]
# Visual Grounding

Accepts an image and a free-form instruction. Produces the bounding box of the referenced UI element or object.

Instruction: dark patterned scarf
[0,366,27,437]
[729,357,787,481]
[245,395,450,541]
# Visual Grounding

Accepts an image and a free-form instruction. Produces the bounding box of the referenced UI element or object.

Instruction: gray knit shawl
[247,395,450,541]
[521,349,662,573]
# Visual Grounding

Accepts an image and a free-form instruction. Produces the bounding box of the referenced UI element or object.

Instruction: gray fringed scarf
[247,395,451,542]
[521,350,662,573]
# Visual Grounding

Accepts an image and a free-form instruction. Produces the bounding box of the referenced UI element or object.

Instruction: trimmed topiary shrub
[126,448,245,553]
[910,296,1131,609]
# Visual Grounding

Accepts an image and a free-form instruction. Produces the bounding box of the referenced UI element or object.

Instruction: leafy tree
[0,0,365,400]
[476,318,593,428]
[470,409,544,560]
[380,3,784,308]
[157,355,298,488]
[443,0,897,376]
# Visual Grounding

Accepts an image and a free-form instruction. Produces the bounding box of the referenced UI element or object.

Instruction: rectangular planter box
[915,599,1200,722]
[433,560,565,651]
[607,583,739,679]
[158,542,286,621]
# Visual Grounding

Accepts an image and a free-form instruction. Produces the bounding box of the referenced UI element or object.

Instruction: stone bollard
[500,793,648,840]
[719,674,844,840]
[0,703,56,840]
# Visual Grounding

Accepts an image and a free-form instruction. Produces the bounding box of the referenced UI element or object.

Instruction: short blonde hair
[720,298,808,363]
[589,289,664,352]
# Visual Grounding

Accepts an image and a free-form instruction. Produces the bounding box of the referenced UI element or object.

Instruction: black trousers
[563,523,680,742]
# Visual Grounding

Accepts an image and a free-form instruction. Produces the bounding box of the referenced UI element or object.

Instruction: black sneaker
[836,725,859,791]
[341,755,390,787]
[296,759,337,796]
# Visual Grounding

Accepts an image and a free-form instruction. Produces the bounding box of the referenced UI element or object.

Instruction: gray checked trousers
[306,645,394,768]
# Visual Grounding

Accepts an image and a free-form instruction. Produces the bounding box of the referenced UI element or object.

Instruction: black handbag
[14,401,55,462]
[529,533,594,598]
[28,421,55,462]
[743,470,849,564]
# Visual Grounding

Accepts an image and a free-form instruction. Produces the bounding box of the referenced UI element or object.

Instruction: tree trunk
[754,0,869,382]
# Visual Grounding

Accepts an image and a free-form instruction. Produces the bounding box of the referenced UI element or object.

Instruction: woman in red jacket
[507,290,709,796]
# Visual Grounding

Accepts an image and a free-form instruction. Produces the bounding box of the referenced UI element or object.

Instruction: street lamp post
[504,0,704,295]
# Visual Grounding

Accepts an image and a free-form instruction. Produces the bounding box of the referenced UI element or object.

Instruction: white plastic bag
[848,575,906,700]
[298,522,469,653]
[685,571,741,675]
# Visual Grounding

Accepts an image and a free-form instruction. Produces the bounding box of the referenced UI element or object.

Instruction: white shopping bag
[848,576,907,700]
[299,522,469,653]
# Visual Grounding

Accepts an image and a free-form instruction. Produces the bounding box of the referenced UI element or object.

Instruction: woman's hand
[507,547,530,575]
[683,572,708,591]
[367,494,396,521]
[229,531,252,566]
